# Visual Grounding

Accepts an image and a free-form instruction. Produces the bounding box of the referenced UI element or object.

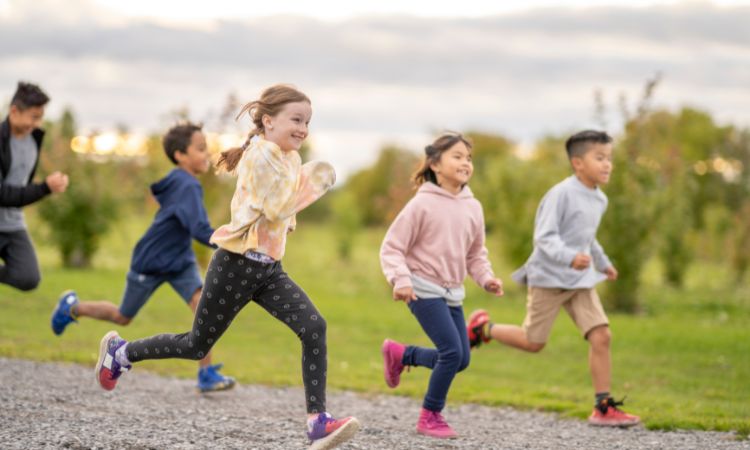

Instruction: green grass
[1,217,748,437]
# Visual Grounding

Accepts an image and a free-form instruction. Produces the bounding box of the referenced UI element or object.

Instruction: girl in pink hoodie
[379,132,504,439]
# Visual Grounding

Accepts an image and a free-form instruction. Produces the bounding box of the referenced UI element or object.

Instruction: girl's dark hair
[412,132,473,186]
[216,84,310,173]
[11,81,49,110]
[163,122,202,164]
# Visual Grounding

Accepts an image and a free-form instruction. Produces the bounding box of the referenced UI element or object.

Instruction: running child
[93,84,360,450]
[380,132,503,439]
[467,130,640,427]
[51,122,234,392]
[1,81,69,291]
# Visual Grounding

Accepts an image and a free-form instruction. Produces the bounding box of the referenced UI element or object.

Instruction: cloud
[1,1,749,177]
[1,3,748,87]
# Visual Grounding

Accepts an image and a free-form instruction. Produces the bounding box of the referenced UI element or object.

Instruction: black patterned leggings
[126,248,327,413]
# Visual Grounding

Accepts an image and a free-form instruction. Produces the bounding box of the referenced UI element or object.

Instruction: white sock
[115,343,131,367]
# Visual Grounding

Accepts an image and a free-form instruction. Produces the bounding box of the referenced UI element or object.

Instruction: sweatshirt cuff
[392,275,412,290]
[560,248,578,267]
[594,255,612,272]
[476,271,495,289]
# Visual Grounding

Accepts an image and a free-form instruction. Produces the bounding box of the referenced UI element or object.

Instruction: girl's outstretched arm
[380,200,421,291]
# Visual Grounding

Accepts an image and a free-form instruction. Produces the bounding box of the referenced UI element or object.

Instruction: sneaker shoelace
[110,364,129,379]
[470,325,484,346]
[430,411,450,429]
[600,396,627,414]
[312,413,336,434]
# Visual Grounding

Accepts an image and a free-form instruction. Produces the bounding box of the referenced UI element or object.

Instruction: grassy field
[1,216,748,436]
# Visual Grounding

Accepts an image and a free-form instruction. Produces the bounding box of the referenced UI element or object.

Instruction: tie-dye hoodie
[210,136,335,260]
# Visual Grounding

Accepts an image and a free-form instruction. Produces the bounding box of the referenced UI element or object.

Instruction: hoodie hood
[150,168,196,206]
[417,181,475,200]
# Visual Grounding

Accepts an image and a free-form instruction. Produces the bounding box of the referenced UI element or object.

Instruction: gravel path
[0,357,746,450]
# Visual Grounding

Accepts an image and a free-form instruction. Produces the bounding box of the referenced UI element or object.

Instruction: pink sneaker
[588,397,641,427]
[416,408,458,439]
[381,339,405,388]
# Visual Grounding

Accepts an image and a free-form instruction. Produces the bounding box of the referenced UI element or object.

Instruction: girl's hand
[393,286,417,303]
[604,266,618,281]
[484,278,504,297]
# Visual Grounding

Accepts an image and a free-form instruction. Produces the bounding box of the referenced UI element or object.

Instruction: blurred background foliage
[30,78,749,313]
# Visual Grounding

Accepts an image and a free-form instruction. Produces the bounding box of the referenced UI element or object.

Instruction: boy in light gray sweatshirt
[467,130,640,427]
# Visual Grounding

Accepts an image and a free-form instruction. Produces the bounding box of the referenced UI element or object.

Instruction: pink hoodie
[380,182,495,291]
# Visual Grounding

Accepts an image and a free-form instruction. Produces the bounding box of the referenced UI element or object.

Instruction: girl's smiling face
[430,141,474,194]
[263,101,312,152]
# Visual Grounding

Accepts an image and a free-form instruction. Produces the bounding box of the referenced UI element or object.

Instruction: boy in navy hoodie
[51,122,235,392]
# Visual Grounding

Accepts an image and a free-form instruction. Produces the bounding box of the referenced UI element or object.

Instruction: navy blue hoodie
[130,168,215,274]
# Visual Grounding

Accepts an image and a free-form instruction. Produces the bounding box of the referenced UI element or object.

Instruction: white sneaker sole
[94,331,119,389]
[588,418,641,428]
[309,417,361,450]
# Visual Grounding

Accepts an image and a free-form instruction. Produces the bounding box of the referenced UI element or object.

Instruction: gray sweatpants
[0,230,41,291]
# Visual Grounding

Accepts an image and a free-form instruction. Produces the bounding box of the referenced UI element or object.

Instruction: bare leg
[587,325,611,394]
[74,302,132,325]
[489,324,546,353]
[188,288,212,369]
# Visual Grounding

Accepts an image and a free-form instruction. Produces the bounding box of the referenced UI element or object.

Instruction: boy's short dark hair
[565,130,613,159]
[11,82,50,110]
[163,122,203,164]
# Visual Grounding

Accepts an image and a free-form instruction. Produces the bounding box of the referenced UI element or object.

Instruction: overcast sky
[1,0,749,177]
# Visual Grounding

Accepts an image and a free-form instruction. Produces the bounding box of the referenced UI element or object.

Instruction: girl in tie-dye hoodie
[93,85,360,450]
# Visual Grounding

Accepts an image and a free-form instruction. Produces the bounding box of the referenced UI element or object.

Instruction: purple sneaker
[381,338,406,388]
[95,331,131,391]
[307,412,360,450]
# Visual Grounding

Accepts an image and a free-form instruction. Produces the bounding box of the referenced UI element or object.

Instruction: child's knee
[113,313,132,326]
[304,315,327,338]
[187,348,208,360]
[12,272,40,291]
[188,337,213,359]
[587,326,611,348]
[438,346,462,370]
[457,352,470,372]
[527,342,546,353]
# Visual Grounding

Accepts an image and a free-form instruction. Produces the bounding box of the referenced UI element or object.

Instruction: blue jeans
[403,297,470,412]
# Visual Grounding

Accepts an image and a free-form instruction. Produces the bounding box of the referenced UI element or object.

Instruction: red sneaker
[467,309,491,349]
[307,413,360,450]
[588,397,640,427]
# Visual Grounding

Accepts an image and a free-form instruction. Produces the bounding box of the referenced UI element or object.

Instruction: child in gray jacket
[468,130,640,427]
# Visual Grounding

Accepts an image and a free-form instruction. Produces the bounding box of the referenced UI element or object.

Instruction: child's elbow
[263,210,288,222]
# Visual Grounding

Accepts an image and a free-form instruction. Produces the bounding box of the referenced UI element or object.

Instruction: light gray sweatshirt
[512,175,612,289]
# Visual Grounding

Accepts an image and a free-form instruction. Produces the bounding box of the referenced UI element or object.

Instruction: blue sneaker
[95,330,131,391]
[197,363,236,393]
[307,413,360,450]
[51,290,79,336]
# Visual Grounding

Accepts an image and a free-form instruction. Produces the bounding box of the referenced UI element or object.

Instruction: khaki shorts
[522,286,609,344]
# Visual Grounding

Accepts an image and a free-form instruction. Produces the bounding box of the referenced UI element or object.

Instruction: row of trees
[31,81,749,313]
[325,79,749,312]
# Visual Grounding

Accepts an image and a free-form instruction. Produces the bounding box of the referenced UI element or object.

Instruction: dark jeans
[0,230,40,291]
[127,248,328,413]
[403,298,470,412]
